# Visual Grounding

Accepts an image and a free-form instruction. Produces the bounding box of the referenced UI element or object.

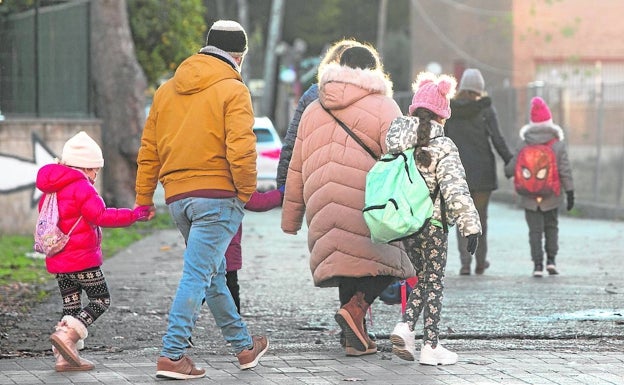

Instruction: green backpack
[363,148,440,243]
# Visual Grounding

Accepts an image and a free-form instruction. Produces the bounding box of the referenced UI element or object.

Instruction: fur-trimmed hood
[519,121,565,145]
[318,63,393,110]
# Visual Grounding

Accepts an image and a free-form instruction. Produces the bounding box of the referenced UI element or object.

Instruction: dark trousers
[338,275,395,306]
[226,270,240,313]
[524,208,559,264]
[457,190,490,268]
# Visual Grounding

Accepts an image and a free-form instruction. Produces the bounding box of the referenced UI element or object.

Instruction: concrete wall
[0,119,101,235]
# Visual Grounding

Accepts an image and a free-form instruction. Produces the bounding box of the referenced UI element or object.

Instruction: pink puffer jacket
[36,163,138,274]
[281,63,416,287]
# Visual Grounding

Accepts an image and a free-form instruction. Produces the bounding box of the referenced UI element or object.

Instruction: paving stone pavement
[1,201,624,384]
[1,349,624,384]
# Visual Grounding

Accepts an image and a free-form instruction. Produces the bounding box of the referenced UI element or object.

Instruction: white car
[253,116,282,191]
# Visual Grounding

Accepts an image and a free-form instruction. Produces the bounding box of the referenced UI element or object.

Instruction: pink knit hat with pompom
[530,96,552,124]
[408,72,457,119]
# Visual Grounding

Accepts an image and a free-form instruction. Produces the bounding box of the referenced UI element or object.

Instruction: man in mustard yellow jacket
[135,20,268,380]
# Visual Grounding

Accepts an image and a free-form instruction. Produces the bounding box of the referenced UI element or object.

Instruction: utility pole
[377,0,388,59]
[237,0,250,80]
[260,0,285,118]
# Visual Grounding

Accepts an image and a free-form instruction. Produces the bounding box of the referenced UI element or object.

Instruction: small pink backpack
[34,193,81,257]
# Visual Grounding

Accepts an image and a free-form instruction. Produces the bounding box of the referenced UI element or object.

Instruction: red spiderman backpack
[514,138,561,199]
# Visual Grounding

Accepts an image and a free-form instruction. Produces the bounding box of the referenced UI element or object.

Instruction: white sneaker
[419,343,458,365]
[76,339,84,351]
[390,322,416,361]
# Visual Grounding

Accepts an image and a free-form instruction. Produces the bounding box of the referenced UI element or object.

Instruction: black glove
[466,234,479,255]
[566,190,574,211]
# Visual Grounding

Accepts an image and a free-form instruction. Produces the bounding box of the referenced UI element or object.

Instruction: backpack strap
[400,280,408,314]
[67,216,82,236]
[410,148,449,234]
[321,104,378,159]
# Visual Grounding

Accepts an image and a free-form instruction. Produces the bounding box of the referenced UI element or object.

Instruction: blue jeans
[161,197,252,359]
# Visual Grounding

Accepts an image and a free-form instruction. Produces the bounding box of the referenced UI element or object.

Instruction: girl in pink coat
[35,131,149,372]
[225,188,282,313]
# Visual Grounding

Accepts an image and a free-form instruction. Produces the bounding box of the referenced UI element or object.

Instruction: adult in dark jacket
[276,39,362,189]
[444,68,513,275]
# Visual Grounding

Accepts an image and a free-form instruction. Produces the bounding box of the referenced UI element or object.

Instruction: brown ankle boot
[335,292,369,351]
[50,316,88,367]
[345,318,377,356]
[53,346,94,372]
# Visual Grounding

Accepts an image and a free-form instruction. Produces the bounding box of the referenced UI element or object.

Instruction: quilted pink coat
[225,189,282,271]
[36,163,138,274]
[281,63,416,287]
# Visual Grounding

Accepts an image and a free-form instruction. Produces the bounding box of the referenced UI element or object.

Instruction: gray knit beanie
[206,20,248,55]
[458,68,485,94]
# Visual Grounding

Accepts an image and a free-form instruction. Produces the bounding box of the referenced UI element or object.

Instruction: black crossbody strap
[322,105,377,159]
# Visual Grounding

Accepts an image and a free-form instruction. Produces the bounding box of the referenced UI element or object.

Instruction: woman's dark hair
[412,108,435,167]
[339,45,378,70]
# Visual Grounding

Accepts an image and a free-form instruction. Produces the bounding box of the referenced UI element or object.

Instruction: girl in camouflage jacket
[386,72,481,366]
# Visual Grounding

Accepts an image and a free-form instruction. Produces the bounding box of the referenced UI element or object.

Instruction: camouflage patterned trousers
[402,223,448,347]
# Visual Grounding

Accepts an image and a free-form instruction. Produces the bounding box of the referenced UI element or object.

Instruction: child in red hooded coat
[35,131,150,372]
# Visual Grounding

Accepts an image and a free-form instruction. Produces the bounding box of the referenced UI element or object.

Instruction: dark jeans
[524,207,559,264]
[338,275,395,306]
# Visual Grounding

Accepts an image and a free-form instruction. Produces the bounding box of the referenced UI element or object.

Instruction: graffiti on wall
[0,133,57,207]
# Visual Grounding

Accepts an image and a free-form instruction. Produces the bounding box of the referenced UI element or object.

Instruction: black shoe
[546,264,559,275]
[475,260,490,275]
[533,264,544,277]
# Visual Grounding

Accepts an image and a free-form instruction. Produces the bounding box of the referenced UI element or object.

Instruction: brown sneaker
[236,335,269,370]
[156,355,205,380]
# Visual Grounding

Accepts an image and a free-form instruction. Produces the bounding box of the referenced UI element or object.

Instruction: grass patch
[0,212,174,287]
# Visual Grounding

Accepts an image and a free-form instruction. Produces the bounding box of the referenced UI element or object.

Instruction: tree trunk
[90,0,147,207]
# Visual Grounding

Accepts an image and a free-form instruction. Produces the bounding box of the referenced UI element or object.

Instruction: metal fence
[395,82,624,213]
[0,0,91,118]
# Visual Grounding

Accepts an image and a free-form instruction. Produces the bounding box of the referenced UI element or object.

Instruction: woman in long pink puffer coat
[281,45,416,356]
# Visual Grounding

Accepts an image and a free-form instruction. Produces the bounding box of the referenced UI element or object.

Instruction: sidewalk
[1,201,624,384]
[2,349,623,384]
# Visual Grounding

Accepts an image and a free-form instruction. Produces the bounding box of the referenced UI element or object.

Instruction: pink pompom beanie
[408,72,457,119]
[530,96,552,125]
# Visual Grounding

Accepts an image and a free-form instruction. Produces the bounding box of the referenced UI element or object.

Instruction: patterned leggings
[402,223,448,347]
[56,267,111,328]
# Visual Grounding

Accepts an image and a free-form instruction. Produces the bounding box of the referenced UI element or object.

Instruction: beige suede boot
[49,315,88,367]
[52,346,94,372]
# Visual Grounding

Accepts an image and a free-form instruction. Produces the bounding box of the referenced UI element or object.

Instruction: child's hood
[36,163,88,193]
[519,122,564,145]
